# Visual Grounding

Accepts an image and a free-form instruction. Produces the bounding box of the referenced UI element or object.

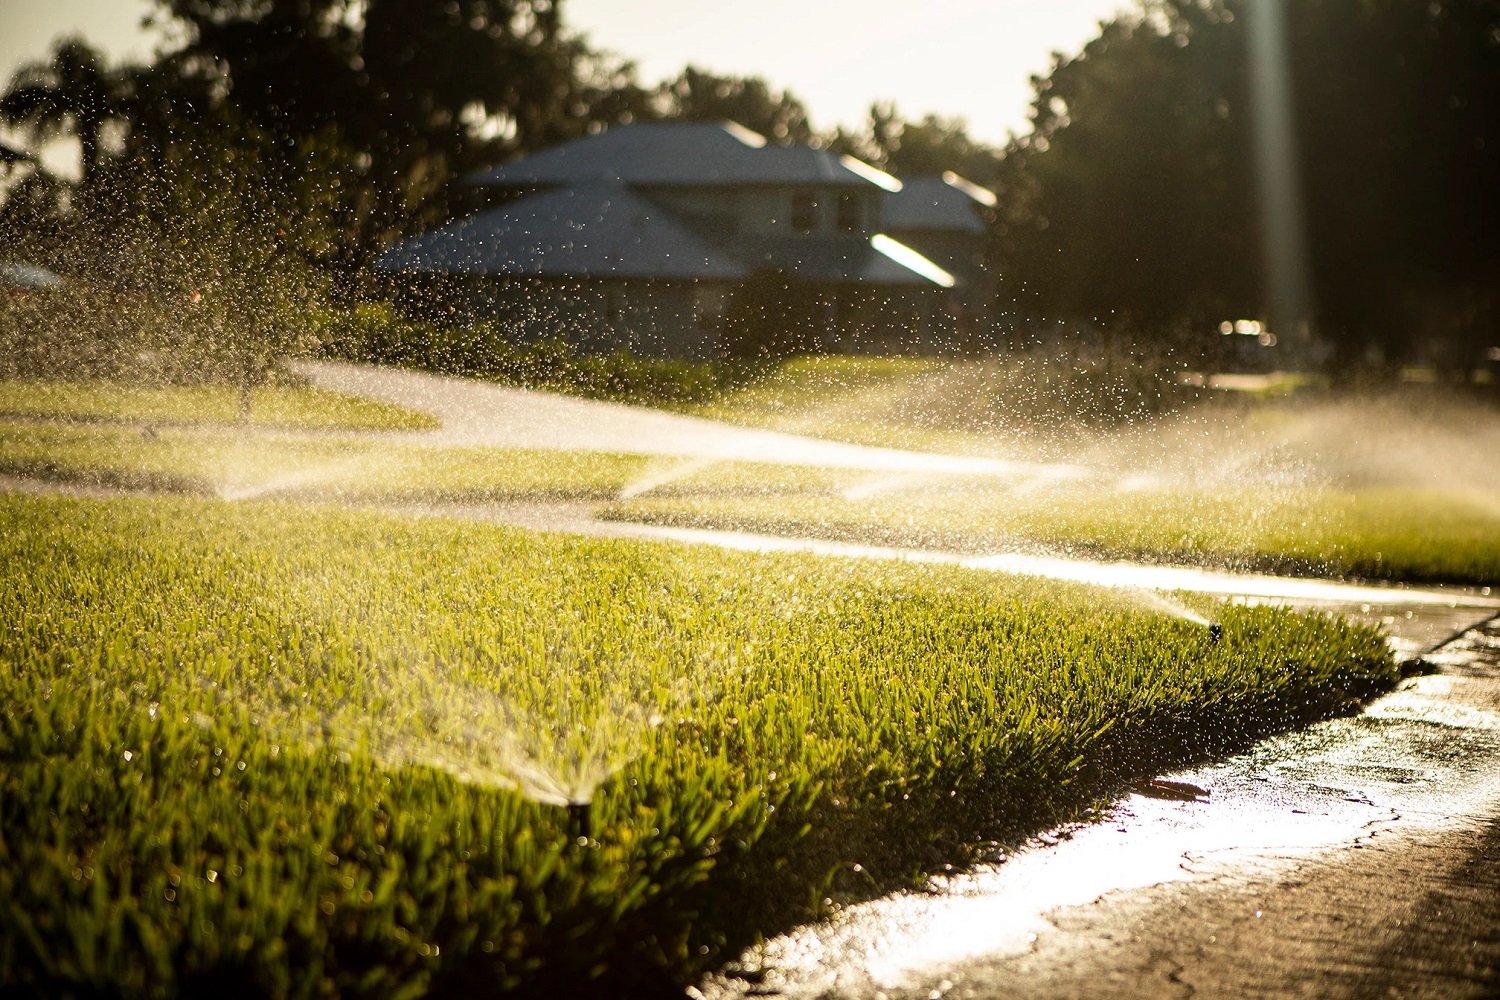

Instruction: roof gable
[465,121,898,191]
[377,183,748,280]
[882,172,995,233]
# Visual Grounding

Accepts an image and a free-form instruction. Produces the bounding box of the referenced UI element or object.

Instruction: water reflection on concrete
[694,620,1500,1000]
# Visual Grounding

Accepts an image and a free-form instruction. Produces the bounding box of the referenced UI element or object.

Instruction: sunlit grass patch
[1,492,1394,994]
[0,419,862,503]
[7,410,1496,586]
[0,421,649,500]
[0,377,439,431]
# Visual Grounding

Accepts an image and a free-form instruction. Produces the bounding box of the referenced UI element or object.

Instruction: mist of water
[217,451,389,502]
[210,616,764,810]
[617,456,723,500]
[1129,591,1214,629]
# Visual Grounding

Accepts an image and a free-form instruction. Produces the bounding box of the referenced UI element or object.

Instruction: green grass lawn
[5,414,1497,586]
[2,492,1393,996]
[0,378,439,431]
[0,421,649,501]
[635,360,1500,587]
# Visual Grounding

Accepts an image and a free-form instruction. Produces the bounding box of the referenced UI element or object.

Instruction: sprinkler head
[1208,623,1224,644]
[566,800,593,843]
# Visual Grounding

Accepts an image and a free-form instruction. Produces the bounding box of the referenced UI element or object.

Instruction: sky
[1,0,1130,157]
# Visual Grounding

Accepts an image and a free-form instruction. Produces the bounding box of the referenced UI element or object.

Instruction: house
[377,121,986,358]
[880,170,997,334]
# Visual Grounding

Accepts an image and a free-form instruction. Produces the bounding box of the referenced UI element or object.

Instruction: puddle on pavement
[696,624,1500,1000]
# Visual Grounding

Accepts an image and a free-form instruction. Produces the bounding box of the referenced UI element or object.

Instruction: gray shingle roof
[382,123,962,289]
[753,237,951,287]
[376,183,748,280]
[465,121,894,190]
[882,173,994,233]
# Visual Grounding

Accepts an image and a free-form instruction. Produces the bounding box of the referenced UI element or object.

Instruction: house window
[836,192,861,233]
[792,191,819,233]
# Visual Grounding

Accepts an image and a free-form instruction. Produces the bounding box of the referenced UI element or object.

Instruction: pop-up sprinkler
[1208,623,1224,644]
[566,800,593,842]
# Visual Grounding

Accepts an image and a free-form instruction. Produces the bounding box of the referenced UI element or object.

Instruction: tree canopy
[828,102,1001,184]
[993,0,1499,373]
[651,65,815,143]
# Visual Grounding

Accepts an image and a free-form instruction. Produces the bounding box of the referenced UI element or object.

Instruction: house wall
[386,182,975,358]
[390,272,966,359]
[823,286,961,355]
[393,275,732,359]
[644,186,880,241]
[886,228,988,288]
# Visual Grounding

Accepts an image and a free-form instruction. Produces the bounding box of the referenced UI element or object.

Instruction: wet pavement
[694,616,1500,1000]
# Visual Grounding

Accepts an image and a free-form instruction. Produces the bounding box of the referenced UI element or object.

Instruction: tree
[144,0,614,279]
[653,66,815,142]
[993,6,1258,344]
[993,0,1500,375]
[0,38,126,192]
[73,118,348,408]
[830,102,1001,183]
[1283,0,1500,375]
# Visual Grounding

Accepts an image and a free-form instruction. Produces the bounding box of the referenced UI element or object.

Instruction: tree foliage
[829,102,1001,183]
[994,0,1500,373]
[651,66,816,143]
[143,0,616,275]
[0,38,126,191]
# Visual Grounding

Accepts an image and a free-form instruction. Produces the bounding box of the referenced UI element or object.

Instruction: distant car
[0,260,65,294]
